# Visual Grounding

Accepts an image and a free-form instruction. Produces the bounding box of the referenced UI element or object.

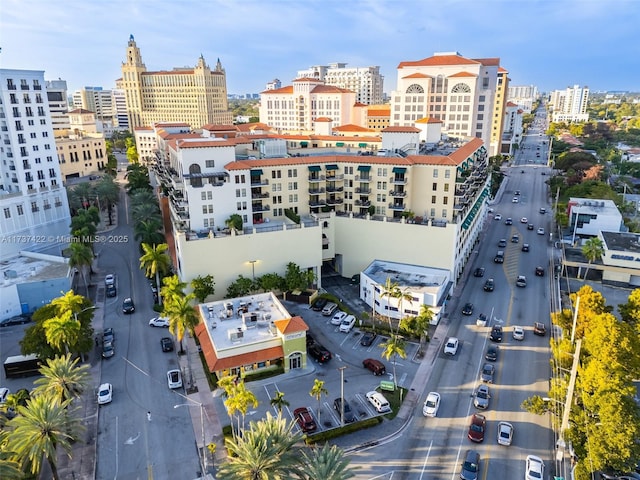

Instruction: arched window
[406,84,424,94]
[451,83,471,93]
[189,163,202,187]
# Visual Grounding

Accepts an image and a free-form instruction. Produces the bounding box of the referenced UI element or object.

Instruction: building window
[442,209,447,218]
[17,205,24,215]
[271,170,282,179]
[287,168,297,178]
[205,160,215,168]
[444,184,449,192]
[433,169,438,178]
[432,183,437,191]
[443,197,448,205]
[444,169,451,179]
[201,192,207,200]
[431,195,436,203]
[3,208,10,219]
[288,182,297,191]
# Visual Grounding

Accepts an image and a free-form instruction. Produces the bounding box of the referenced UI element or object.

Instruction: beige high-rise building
[120,35,232,130]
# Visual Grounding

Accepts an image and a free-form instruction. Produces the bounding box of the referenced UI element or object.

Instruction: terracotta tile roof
[202,124,239,132]
[398,54,479,68]
[407,137,484,166]
[159,131,199,141]
[311,85,354,94]
[506,101,518,107]
[175,139,236,149]
[293,77,323,83]
[274,316,308,334]
[368,108,391,116]
[382,126,421,133]
[194,323,284,373]
[153,122,191,128]
[473,57,501,66]
[333,124,371,132]
[354,102,367,107]
[498,67,508,73]
[68,108,94,114]
[402,72,431,79]
[261,86,294,94]
[448,71,477,78]
[415,117,443,124]
[235,122,273,132]
[134,126,154,131]
[314,117,333,122]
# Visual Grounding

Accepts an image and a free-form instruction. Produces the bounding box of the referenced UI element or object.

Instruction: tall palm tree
[224,382,259,435]
[380,334,407,389]
[33,354,90,405]
[217,412,302,480]
[131,203,161,225]
[95,175,120,225]
[163,293,198,354]
[309,379,328,427]
[139,243,171,305]
[582,237,604,279]
[379,277,412,335]
[299,443,357,480]
[129,189,158,210]
[415,304,434,353]
[43,311,80,355]
[5,393,83,480]
[161,274,187,303]
[67,243,94,295]
[134,218,165,246]
[50,289,85,316]
[269,391,289,415]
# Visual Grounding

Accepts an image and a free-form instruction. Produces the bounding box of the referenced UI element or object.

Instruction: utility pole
[338,366,347,426]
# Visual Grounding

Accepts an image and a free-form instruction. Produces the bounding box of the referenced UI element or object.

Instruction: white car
[443,337,459,355]
[104,274,115,286]
[339,315,356,333]
[494,214,502,221]
[512,326,525,341]
[537,227,545,235]
[497,421,513,446]
[149,317,170,328]
[167,369,182,389]
[330,311,347,325]
[512,197,519,203]
[520,217,528,224]
[525,455,545,480]
[97,383,112,405]
[422,391,441,417]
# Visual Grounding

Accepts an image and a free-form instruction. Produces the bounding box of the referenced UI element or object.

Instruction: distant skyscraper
[507,85,539,113]
[120,35,233,129]
[296,63,384,105]
[45,79,70,130]
[550,85,589,122]
[265,79,281,90]
[0,69,71,260]
[73,86,114,122]
[111,88,129,130]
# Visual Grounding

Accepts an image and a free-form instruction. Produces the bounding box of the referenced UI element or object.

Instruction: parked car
[333,397,356,423]
[97,383,112,405]
[167,369,182,389]
[362,358,386,375]
[460,449,480,480]
[497,421,514,446]
[443,337,459,355]
[474,384,490,409]
[330,311,347,325]
[512,326,525,340]
[422,391,441,417]
[160,337,174,352]
[0,315,32,327]
[366,391,391,413]
[321,302,338,316]
[149,317,170,328]
[490,325,503,342]
[122,297,135,314]
[311,298,328,311]
[294,407,317,432]
[525,455,545,480]
[462,303,474,315]
[339,315,357,333]
[102,341,115,359]
[485,346,498,362]
[103,327,114,343]
[533,322,547,336]
[483,279,494,292]
[481,363,495,383]
[360,331,377,347]
[308,343,332,364]
[473,267,485,277]
[467,413,486,442]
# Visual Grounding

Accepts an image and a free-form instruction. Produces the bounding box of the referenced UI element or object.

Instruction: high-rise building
[72,86,114,121]
[297,63,384,105]
[550,85,589,122]
[390,52,509,156]
[120,35,233,129]
[0,69,71,260]
[507,85,539,113]
[111,88,129,130]
[45,79,70,131]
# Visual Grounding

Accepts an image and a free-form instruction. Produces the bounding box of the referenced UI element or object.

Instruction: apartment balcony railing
[388,202,405,211]
[355,187,371,194]
[251,192,269,199]
[253,204,271,213]
[391,176,407,185]
[326,185,344,193]
[308,175,325,182]
[389,190,407,197]
[354,175,371,182]
[309,199,327,207]
[308,187,325,194]
[326,197,344,206]
[354,199,371,207]
[325,174,344,181]
[250,178,269,187]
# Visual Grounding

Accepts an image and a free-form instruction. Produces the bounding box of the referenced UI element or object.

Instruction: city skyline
[2,0,638,98]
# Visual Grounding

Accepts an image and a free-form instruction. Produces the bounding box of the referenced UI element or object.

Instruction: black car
[527,223,534,230]
[490,325,503,342]
[311,298,328,311]
[473,267,485,278]
[160,337,174,352]
[535,266,545,276]
[308,343,332,363]
[0,315,32,327]
[103,327,114,344]
[122,297,135,314]
[522,243,530,252]
[360,331,377,347]
[485,346,498,362]
[333,397,356,423]
[306,332,315,347]
[106,284,117,298]
[483,279,494,292]
[462,303,474,316]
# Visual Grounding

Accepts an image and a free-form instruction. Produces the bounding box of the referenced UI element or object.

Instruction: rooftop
[601,231,640,253]
[1,253,69,287]
[363,259,450,292]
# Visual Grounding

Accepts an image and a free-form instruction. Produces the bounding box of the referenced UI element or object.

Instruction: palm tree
[415,304,434,354]
[309,379,328,427]
[33,354,90,405]
[131,203,161,225]
[4,393,83,480]
[43,311,80,355]
[224,382,259,435]
[163,293,198,354]
[269,391,290,415]
[225,214,243,232]
[129,189,158,210]
[50,289,85,315]
[217,412,302,480]
[582,237,604,279]
[139,243,171,305]
[67,242,94,294]
[134,218,165,246]
[95,175,120,225]
[299,443,357,480]
[380,334,407,389]
[380,277,402,334]
[161,274,187,304]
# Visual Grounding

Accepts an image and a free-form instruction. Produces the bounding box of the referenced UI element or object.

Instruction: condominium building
[297,63,384,105]
[72,86,114,121]
[45,79,70,131]
[55,109,107,180]
[111,89,129,130]
[507,85,539,113]
[550,85,590,123]
[390,51,509,157]
[500,102,524,156]
[120,35,233,130]
[150,121,489,301]
[0,69,71,260]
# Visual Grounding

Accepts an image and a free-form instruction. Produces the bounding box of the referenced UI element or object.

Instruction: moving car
[505,217,513,225]
[537,227,545,235]
[494,214,502,221]
[490,325,503,342]
[443,337,459,355]
[467,413,486,442]
[485,346,498,362]
[103,327,114,343]
[360,331,377,347]
[511,234,519,243]
[522,243,530,252]
[520,216,528,223]
[462,303,474,315]
[339,315,357,333]
[535,266,545,276]
[330,311,348,325]
[533,322,547,336]
[528,223,535,230]
[97,383,112,405]
[512,326,525,340]
[474,384,490,409]
[333,397,356,423]
[525,455,545,480]
[167,369,182,389]
[308,343,332,364]
[294,407,317,432]
[516,275,527,287]
[460,450,480,480]
[149,317,170,328]
[422,391,441,417]
[476,313,487,327]
[498,238,507,247]
[122,297,135,314]
[366,391,391,413]
[481,363,495,383]
[473,267,485,277]
[539,207,546,214]
[362,358,386,375]
[512,197,519,203]
[483,279,495,292]
[160,337,174,352]
[106,284,117,297]
[102,341,115,359]
[497,421,514,446]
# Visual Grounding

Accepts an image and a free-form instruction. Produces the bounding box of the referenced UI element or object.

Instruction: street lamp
[174,402,206,472]
[338,366,347,425]
[74,305,98,321]
[248,260,257,281]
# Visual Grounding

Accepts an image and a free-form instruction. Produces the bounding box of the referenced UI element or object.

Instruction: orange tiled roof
[261,86,294,94]
[153,122,191,128]
[274,316,308,334]
[498,67,508,73]
[314,117,333,122]
[334,124,371,132]
[398,54,479,68]
[382,126,421,133]
[293,77,323,83]
[448,71,477,78]
[354,102,367,107]
[473,57,501,66]
[506,101,518,107]
[175,139,236,149]
[368,108,390,116]
[311,85,353,94]
[134,126,154,131]
[202,124,238,132]
[402,72,431,79]
[415,117,443,124]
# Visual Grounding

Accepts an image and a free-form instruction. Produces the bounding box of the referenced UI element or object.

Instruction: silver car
[473,384,490,409]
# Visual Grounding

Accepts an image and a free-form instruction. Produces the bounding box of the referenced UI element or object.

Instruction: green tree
[134,218,165,246]
[191,274,216,303]
[284,262,315,291]
[380,334,407,389]
[399,304,432,354]
[618,288,640,335]
[227,275,254,298]
[581,237,604,279]
[161,274,187,303]
[269,391,289,415]
[163,293,199,354]
[298,443,357,480]
[95,175,120,225]
[33,354,90,405]
[257,273,285,293]
[43,311,81,355]
[129,189,158,210]
[380,277,412,334]
[309,379,328,427]
[225,213,243,232]
[139,243,171,305]
[4,394,83,480]
[67,242,94,295]
[125,164,151,194]
[224,382,259,435]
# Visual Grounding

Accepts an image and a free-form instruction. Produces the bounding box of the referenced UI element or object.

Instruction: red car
[467,413,486,442]
[293,407,317,433]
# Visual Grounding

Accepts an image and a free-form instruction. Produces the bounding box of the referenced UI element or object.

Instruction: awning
[336,142,345,147]
[357,165,371,172]
[308,165,321,172]
[250,169,263,176]
[300,141,308,146]
[358,143,367,147]
[392,167,407,174]
[325,164,339,170]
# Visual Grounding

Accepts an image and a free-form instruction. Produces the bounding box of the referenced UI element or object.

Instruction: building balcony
[354,175,371,182]
[355,187,371,194]
[308,175,325,182]
[325,174,344,181]
[7,84,16,90]
[33,85,42,90]
[253,204,270,213]
[309,199,326,207]
[21,85,29,90]
[354,199,371,207]
[388,202,405,211]
[391,176,407,185]
[326,185,344,193]
[251,192,269,199]
[389,190,407,197]
[250,178,269,187]
[326,197,344,206]
[308,187,325,194]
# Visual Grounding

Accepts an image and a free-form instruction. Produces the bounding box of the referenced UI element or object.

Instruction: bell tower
[121,35,147,129]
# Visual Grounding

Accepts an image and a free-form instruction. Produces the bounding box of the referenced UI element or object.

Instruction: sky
[1,0,638,97]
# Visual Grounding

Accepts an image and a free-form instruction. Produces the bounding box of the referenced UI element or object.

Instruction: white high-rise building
[45,79,70,130]
[297,63,384,105]
[73,86,114,121]
[0,69,71,260]
[550,85,590,122]
[112,88,129,130]
[507,85,539,113]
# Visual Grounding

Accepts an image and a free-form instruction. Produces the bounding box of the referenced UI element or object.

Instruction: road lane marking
[418,439,433,480]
